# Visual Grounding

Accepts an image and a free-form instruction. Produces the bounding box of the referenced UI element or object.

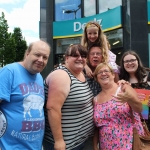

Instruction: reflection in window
[40,0,46,7]
[40,23,46,38]
[84,0,96,17]
[55,37,81,65]
[56,37,81,53]
[55,0,81,21]
[105,29,123,49]
[99,0,122,13]
[40,8,46,22]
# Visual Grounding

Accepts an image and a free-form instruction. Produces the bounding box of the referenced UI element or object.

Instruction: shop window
[55,0,81,21]
[40,0,46,7]
[99,0,122,13]
[55,37,81,65]
[56,37,81,54]
[148,25,150,33]
[105,28,123,50]
[40,8,46,22]
[40,23,46,38]
[105,28,123,65]
[84,0,96,17]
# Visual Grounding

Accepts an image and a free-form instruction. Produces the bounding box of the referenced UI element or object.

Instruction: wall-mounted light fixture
[63,4,81,19]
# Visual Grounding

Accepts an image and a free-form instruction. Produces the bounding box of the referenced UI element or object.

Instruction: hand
[87,72,94,78]
[94,143,99,150]
[112,85,135,104]
[148,95,150,107]
[85,65,93,78]
[117,80,130,86]
[94,146,99,150]
[54,139,66,150]
[137,93,146,101]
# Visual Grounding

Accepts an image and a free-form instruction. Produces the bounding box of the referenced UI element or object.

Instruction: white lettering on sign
[73,18,103,32]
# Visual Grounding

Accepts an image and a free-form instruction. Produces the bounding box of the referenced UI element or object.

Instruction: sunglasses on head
[69,54,87,59]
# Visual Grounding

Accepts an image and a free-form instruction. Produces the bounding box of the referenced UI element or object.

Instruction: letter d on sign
[74,22,81,32]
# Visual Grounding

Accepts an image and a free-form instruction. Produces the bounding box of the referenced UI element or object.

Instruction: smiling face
[86,25,99,43]
[24,41,50,74]
[96,65,115,86]
[66,50,86,72]
[123,54,138,75]
[88,46,103,68]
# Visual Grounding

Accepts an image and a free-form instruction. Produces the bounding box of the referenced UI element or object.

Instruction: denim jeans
[43,139,86,150]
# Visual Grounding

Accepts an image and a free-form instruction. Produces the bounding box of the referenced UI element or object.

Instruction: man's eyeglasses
[123,59,137,64]
[97,70,111,75]
[69,54,87,59]
[89,52,102,56]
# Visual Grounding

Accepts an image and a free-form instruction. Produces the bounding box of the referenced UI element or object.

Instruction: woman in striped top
[43,44,94,150]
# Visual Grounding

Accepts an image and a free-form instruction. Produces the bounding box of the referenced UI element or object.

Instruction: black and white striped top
[44,66,94,150]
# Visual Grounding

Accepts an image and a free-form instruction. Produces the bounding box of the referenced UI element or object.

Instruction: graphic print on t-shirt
[10,82,45,141]
[0,111,7,138]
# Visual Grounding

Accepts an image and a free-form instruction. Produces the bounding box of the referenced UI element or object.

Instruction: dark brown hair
[120,50,148,83]
[65,44,87,58]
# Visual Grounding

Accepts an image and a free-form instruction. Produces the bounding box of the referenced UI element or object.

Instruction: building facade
[40,0,150,79]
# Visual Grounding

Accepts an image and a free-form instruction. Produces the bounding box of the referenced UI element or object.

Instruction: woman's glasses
[97,69,111,75]
[123,59,137,64]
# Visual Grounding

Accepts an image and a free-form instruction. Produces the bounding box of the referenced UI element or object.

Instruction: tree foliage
[3,33,16,66]
[0,12,27,67]
[0,12,9,66]
[12,27,27,62]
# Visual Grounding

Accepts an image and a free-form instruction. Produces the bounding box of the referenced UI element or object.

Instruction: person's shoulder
[52,69,68,77]
[0,62,18,72]
[47,67,69,80]
[46,69,70,86]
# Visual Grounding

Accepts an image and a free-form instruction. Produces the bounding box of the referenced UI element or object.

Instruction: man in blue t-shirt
[0,40,50,150]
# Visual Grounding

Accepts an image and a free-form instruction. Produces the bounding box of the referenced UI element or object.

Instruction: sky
[0,0,40,45]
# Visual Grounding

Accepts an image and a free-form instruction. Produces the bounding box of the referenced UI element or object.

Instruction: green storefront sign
[148,0,150,24]
[53,6,122,39]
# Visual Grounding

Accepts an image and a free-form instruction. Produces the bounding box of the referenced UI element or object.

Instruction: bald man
[0,40,50,150]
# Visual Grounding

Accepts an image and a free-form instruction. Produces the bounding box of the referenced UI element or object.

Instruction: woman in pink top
[93,62,144,150]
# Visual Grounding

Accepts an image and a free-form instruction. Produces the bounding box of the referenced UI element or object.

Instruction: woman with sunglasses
[43,44,94,150]
[120,50,150,130]
[93,62,144,150]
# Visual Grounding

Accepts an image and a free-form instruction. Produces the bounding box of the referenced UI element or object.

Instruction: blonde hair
[94,62,114,82]
[81,21,108,61]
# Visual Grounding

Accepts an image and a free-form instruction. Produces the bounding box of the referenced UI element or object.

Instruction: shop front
[53,6,123,65]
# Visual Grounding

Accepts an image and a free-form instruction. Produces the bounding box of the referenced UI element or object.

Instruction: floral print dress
[93,96,144,150]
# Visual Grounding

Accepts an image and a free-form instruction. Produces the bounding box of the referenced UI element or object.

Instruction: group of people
[0,21,150,150]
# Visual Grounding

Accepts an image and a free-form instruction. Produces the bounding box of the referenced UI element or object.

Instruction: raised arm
[46,70,71,150]
[116,84,142,113]
[84,63,93,78]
